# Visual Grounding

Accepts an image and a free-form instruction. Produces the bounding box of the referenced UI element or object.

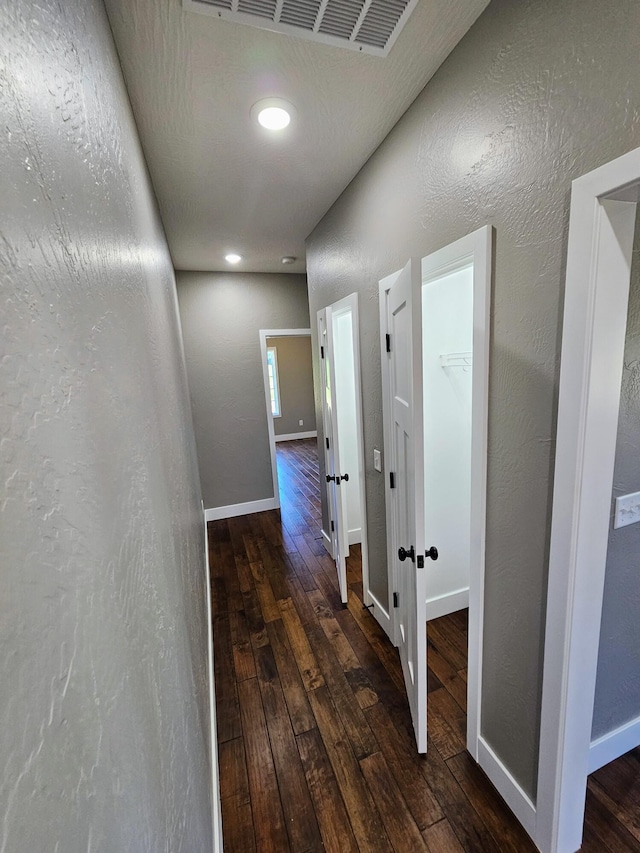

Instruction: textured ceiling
[104,0,488,273]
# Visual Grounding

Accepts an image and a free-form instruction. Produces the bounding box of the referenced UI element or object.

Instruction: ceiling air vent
[182,0,418,56]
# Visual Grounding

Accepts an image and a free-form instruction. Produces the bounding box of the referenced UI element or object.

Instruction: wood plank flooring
[210,438,640,852]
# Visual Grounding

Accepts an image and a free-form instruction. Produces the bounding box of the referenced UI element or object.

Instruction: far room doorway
[260,328,318,512]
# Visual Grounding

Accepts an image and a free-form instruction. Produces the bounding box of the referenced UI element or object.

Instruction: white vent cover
[182,0,419,56]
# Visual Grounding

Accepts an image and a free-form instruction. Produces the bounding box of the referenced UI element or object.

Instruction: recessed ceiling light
[281,256,296,265]
[225,253,242,264]
[251,98,296,132]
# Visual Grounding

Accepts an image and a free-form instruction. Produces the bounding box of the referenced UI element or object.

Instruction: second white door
[318,307,350,603]
[386,257,429,753]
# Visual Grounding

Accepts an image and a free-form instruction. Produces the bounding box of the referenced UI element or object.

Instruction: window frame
[266,346,282,418]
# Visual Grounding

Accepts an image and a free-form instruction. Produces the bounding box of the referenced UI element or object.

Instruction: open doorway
[259,328,316,511]
[537,147,640,853]
[421,260,474,622]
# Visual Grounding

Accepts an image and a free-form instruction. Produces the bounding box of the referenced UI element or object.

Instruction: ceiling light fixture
[225,253,242,264]
[281,256,296,265]
[251,98,295,132]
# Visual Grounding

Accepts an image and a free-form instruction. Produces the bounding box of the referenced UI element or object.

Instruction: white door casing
[259,327,312,509]
[537,149,640,853]
[419,226,492,762]
[318,308,349,603]
[387,257,428,753]
[379,228,508,821]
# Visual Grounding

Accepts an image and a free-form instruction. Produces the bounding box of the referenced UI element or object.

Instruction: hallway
[209,440,639,852]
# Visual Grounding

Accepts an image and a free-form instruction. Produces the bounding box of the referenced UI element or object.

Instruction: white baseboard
[426,587,469,621]
[205,497,277,521]
[321,528,333,557]
[477,736,537,840]
[348,527,362,545]
[274,430,318,442]
[203,504,223,852]
[589,714,640,774]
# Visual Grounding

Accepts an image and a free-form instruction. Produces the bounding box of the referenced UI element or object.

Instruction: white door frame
[317,295,371,606]
[379,224,492,766]
[202,504,223,851]
[259,328,313,508]
[536,148,640,853]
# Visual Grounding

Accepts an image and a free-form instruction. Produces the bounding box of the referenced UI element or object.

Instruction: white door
[387,258,428,753]
[318,308,349,604]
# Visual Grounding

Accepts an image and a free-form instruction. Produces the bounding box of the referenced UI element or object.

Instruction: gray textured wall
[177,272,310,509]
[0,1,213,851]
[593,217,640,739]
[268,336,316,436]
[306,0,640,799]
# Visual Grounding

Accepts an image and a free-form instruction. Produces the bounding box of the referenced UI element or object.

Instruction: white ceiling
[104,0,488,274]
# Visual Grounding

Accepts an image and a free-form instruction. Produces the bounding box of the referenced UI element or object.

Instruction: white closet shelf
[439,351,472,369]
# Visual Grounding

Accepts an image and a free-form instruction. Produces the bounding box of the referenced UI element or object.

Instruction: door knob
[326,475,336,483]
[340,473,349,482]
[425,546,438,561]
[398,546,415,562]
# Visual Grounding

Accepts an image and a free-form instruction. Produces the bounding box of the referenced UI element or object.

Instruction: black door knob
[340,473,349,482]
[398,546,415,563]
[425,546,438,561]
[326,474,336,483]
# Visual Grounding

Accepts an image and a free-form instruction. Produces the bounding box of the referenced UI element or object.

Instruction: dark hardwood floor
[210,438,640,852]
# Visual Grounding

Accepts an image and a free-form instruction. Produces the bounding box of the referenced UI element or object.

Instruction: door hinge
[326,437,329,450]
[389,471,395,489]
[393,592,399,608]
[386,333,391,353]
[321,345,324,359]
[330,520,334,532]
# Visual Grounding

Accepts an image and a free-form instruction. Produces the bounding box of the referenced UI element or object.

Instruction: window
[266,346,281,417]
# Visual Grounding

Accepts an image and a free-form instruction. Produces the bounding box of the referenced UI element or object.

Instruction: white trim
[205,497,277,521]
[426,587,469,622]
[536,147,640,853]
[589,715,640,774]
[348,527,362,545]
[321,528,333,556]
[274,430,317,442]
[203,503,223,852]
[419,226,492,765]
[477,737,537,839]
[259,328,312,512]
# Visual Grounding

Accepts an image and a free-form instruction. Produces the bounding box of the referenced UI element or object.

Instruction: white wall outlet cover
[373,448,382,472]
[614,491,640,529]
[299,419,304,426]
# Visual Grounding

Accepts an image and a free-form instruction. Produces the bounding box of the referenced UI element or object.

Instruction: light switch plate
[299,419,304,426]
[614,491,640,529]
[373,448,382,472]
